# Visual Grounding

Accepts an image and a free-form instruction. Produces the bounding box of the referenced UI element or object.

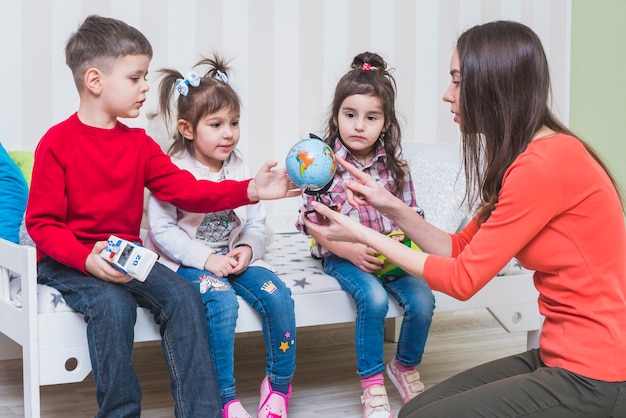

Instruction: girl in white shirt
[145,55,296,418]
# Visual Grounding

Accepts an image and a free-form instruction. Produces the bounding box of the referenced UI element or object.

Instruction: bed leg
[23,341,41,418]
[22,244,41,418]
[526,329,540,350]
[384,317,401,342]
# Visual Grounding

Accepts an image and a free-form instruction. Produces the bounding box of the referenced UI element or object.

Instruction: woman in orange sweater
[302,20,626,417]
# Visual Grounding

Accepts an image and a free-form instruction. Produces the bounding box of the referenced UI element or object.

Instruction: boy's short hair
[65,15,153,90]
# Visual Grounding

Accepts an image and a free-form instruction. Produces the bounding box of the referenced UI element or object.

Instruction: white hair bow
[175,71,201,96]
[215,70,229,84]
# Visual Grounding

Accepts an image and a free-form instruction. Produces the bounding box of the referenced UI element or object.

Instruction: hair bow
[175,71,201,96]
[362,63,372,71]
[215,70,229,84]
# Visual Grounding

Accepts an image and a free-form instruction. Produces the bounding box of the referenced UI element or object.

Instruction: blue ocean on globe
[285,137,336,190]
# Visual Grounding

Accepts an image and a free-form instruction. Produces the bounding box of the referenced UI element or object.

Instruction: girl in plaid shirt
[296,52,435,418]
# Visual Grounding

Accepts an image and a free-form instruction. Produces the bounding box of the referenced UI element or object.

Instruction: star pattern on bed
[292,278,310,289]
[51,293,65,308]
[11,232,348,312]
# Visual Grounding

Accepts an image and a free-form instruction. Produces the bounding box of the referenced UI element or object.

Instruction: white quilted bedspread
[9,233,341,313]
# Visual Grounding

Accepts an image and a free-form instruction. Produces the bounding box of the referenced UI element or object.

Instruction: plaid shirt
[296,139,424,258]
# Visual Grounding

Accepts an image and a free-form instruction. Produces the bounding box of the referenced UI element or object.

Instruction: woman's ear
[177,119,194,140]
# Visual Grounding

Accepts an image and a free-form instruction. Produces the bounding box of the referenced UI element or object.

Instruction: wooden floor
[0,309,527,417]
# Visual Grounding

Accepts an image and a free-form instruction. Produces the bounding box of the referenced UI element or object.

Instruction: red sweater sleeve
[143,138,252,212]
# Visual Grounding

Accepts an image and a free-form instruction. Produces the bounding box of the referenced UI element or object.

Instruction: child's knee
[89,290,137,322]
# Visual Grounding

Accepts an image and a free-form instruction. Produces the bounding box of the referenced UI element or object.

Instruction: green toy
[374,231,421,282]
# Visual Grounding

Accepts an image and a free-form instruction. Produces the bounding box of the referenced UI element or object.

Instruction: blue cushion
[0,143,29,244]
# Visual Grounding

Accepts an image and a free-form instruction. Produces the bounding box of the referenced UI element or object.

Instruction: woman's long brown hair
[457,21,623,222]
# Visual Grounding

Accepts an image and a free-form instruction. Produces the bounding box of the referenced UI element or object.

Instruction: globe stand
[303,179,337,215]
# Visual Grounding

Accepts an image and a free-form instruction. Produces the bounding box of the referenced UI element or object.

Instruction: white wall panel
[371,0,394,57]
[1,0,572,218]
[501,0,523,22]
[414,0,440,144]
[0,2,21,146]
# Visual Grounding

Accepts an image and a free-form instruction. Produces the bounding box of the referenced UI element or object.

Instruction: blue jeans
[177,265,296,405]
[323,254,435,377]
[37,257,221,418]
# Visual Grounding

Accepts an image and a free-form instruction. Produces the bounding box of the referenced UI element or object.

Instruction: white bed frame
[0,235,543,418]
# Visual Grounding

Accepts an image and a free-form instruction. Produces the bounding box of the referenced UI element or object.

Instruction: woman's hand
[302,201,370,245]
[248,161,301,201]
[336,155,398,212]
[303,201,428,279]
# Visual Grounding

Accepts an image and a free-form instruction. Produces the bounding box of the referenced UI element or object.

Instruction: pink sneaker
[257,376,291,418]
[385,358,425,403]
[361,385,392,418]
[222,399,251,418]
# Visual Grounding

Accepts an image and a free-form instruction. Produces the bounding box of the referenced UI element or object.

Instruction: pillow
[19,215,35,247]
[145,108,175,152]
[8,150,34,187]
[410,152,468,233]
[1,145,29,243]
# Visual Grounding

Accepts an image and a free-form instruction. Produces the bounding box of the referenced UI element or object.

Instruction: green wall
[570,0,626,193]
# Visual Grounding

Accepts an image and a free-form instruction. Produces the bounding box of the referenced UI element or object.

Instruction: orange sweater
[424,134,626,381]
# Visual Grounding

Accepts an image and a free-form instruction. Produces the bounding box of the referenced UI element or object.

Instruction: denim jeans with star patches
[176,265,296,406]
[322,253,435,378]
[37,257,221,418]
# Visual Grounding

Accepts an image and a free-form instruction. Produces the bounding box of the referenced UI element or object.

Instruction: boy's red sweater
[26,113,252,274]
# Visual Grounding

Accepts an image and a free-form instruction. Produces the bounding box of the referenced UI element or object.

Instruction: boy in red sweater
[25,15,297,418]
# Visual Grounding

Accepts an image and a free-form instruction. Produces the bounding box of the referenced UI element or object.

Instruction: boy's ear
[177,119,194,140]
[84,68,103,95]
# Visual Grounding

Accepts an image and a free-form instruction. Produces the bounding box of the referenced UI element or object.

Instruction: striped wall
[0,0,571,217]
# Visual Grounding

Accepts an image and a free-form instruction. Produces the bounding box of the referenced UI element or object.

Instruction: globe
[285,136,336,191]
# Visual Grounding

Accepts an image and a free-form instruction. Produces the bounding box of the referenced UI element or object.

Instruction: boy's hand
[85,241,133,283]
[248,161,301,201]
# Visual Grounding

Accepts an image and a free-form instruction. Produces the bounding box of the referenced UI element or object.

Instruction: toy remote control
[100,235,159,282]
